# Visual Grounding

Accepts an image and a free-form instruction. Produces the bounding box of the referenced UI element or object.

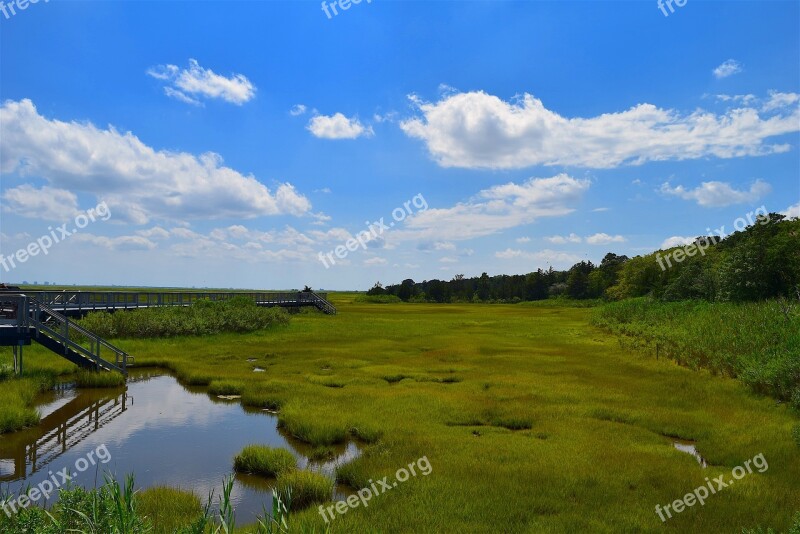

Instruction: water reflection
[0,369,358,523]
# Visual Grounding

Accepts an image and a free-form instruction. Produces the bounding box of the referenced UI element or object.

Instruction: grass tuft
[274,470,333,510]
[208,380,244,396]
[234,445,297,477]
[137,486,202,534]
[75,370,126,388]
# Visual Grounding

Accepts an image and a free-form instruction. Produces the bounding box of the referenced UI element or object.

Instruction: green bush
[77,297,290,339]
[234,445,297,477]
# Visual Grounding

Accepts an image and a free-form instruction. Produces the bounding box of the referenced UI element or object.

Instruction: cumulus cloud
[289,104,307,116]
[73,233,158,251]
[307,113,373,139]
[364,257,388,266]
[660,236,696,249]
[585,233,626,245]
[516,237,531,243]
[545,233,582,244]
[0,99,311,224]
[147,59,256,105]
[394,174,590,243]
[713,59,743,79]
[659,179,771,207]
[1,184,81,221]
[782,202,800,219]
[400,91,798,169]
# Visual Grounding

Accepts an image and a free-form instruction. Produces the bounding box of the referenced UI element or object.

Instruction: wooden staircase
[0,294,131,376]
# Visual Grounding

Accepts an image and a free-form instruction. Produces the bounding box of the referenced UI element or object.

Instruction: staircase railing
[24,295,131,375]
[306,292,337,315]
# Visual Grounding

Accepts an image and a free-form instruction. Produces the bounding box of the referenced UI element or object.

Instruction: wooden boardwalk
[0,291,336,377]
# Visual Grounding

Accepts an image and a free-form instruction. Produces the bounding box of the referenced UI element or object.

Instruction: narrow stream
[0,369,358,523]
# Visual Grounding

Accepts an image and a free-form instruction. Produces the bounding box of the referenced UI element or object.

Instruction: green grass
[593,297,800,401]
[234,445,297,477]
[1,293,798,532]
[137,486,204,533]
[274,470,334,511]
[74,369,126,388]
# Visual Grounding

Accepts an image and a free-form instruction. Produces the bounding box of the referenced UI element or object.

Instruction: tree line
[369,213,799,303]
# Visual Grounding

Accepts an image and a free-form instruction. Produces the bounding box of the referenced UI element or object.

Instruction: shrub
[234,445,297,477]
[274,470,333,510]
[77,298,290,339]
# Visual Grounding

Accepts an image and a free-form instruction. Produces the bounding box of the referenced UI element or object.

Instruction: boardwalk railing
[20,290,336,315]
[0,294,131,375]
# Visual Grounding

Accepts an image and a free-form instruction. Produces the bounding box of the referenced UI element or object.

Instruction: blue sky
[1,0,798,290]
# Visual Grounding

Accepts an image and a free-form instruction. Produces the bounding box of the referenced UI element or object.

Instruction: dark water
[0,369,358,523]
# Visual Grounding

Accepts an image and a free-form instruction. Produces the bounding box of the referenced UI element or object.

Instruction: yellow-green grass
[74,369,126,388]
[137,486,203,534]
[275,469,334,510]
[1,293,798,532]
[234,445,297,477]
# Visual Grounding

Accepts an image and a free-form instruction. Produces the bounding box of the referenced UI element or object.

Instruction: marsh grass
[234,445,297,477]
[209,380,245,396]
[3,294,799,532]
[137,486,203,534]
[78,297,290,339]
[274,470,333,511]
[594,298,800,401]
[75,370,126,388]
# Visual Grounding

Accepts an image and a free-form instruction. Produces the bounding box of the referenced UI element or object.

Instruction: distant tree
[398,279,416,302]
[367,282,386,296]
[477,272,491,301]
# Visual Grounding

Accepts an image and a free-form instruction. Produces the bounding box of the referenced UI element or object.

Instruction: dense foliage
[77,297,290,339]
[375,214,799,303]
[593,298,800,403]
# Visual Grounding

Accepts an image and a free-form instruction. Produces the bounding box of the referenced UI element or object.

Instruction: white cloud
[592,207,610,212]
[135,226,171,240]
[782,202,800,219]
[660,236,696,249]
[1,185,81,221]
[715,94,757,105]
[313,187,332,194]
[400,91,798,169]
[763,91,800,112]
[585,233,626,245]
[307,113,373,139]
[290,104,307,116]
[364,257,388,266]
[713,59,743,79]
[660,179,771,207]
[147,59,256,105]
[516,237,531,243]
[394,174,589,243]
[163,86,202,106]
[439,256,458,263]
[0,100,311,224]
[73,233,158,251]
[545,233,582,244]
